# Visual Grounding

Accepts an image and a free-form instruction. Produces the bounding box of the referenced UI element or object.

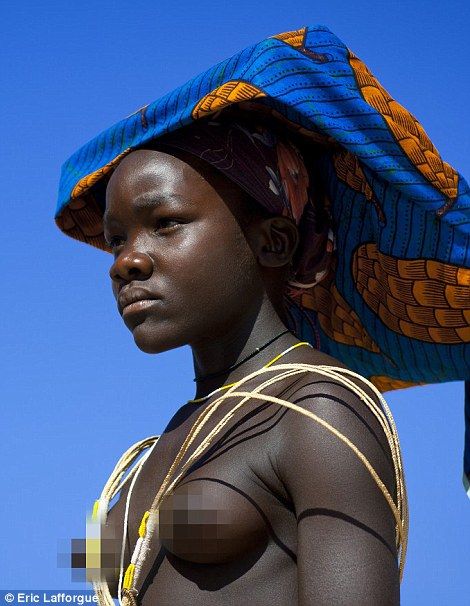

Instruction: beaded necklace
[188,340,310,404]
[192,329,290,382]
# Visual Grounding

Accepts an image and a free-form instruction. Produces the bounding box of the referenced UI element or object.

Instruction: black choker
[193,329,291,382]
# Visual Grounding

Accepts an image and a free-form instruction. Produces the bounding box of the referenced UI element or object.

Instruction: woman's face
[104,149,267,354]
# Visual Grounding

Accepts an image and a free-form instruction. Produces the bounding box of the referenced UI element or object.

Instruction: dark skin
[101,149,399,605]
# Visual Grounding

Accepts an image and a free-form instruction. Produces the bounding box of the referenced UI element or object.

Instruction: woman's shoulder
[264,347,398,504]
[267,352,403,600]
[258,344,382,409]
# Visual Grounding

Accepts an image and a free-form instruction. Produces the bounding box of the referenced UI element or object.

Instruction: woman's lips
[122,299,159,317]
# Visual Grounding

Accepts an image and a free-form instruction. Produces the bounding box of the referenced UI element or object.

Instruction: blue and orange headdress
[55,25,470,494]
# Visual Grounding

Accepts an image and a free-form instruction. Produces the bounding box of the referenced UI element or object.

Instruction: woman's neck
[190,298,298,400]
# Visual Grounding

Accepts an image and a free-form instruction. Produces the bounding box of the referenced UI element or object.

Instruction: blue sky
[1,1,469,603]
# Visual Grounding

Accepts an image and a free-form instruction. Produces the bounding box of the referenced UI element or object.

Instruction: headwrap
[157,113,335,290]
[55,25,470,495]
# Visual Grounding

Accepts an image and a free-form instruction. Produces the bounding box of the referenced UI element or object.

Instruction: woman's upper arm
[276,375,400,606]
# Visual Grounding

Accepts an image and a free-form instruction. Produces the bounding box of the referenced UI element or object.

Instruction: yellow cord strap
[91,362,408,606]
[128,365,407,602]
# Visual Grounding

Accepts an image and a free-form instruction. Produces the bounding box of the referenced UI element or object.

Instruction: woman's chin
[131,322,178,354]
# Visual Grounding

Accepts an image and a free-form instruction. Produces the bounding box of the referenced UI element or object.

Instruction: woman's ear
[255,217,299,268]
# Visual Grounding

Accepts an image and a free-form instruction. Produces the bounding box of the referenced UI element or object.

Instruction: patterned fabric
[55,25,470,493]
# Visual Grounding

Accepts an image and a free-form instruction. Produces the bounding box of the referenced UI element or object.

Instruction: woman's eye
[108,236,124,249]
[106,220,181,247]
[155,219,181,231]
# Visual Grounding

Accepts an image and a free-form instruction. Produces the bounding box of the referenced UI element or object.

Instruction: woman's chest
[123,401,297,581]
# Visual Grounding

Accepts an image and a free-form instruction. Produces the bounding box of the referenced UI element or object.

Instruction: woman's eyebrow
[103,193,188,225]
[131,192,187,211]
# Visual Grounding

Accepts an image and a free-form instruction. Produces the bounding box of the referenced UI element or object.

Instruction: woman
[56,25,468,605]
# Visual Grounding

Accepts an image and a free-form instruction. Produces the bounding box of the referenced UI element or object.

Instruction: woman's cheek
[170,218,259,302]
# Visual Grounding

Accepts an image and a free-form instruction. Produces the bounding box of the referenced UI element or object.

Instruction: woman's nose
[109,251,154,283]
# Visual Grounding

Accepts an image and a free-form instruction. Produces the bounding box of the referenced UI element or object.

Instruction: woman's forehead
[104,147,246,224]
[108,149,200,187]
[106,149,218,205]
